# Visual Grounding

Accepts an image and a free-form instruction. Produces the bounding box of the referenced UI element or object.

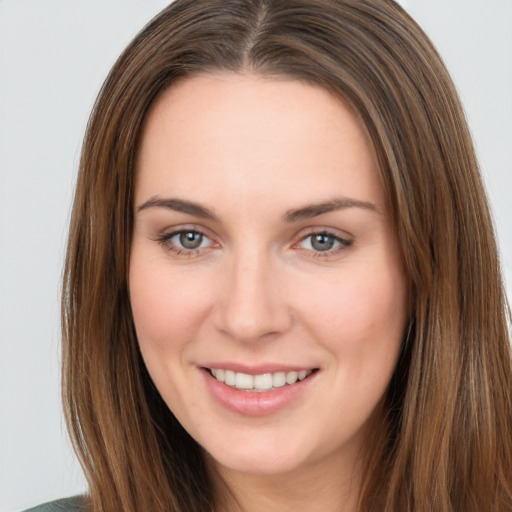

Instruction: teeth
[235,372,253,389]
[253,373,273,390]
[224,370,236,386]
[209,368,313,391]
[273,372,286,388]
[286,371,298,384]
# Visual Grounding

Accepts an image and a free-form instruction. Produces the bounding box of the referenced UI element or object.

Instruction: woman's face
[130,73,408,478]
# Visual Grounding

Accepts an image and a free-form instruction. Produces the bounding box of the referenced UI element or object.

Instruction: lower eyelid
[307,240,352,259]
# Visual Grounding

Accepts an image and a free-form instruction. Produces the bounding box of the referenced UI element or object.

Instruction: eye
[174,231,207,250]
[156,229,216,255]
[298,231,352,254]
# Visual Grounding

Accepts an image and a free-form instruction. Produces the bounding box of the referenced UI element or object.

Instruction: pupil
[311,234,334,251]
[180,231,202,249]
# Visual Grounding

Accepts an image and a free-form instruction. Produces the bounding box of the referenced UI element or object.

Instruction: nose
[213,249,293,343]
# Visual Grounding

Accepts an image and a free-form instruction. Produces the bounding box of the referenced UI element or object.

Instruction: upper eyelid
[295,225,353,241]
[158,225,215,239]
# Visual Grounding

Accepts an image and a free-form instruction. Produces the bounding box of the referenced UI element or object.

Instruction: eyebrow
[137,196,217,219]
[282,198,379,222]
[136,195,379,222]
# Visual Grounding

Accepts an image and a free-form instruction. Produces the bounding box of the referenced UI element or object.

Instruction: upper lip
[199,363,319,375]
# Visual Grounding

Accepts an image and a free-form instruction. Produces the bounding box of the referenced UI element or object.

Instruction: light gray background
[0,1,510,511]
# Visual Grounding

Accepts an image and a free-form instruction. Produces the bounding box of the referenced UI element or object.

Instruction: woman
[27,0,512,511]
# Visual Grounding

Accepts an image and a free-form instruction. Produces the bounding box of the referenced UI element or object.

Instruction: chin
[212,449,307,477]
[200,429,311,477]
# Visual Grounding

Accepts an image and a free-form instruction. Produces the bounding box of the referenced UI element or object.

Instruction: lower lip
[201,369,316,417]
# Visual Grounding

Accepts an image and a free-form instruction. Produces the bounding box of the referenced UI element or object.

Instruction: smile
[208,368,315,391]
[201,365,319,416]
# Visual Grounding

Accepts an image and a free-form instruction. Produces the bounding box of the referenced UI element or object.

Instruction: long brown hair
[62,1,512,510]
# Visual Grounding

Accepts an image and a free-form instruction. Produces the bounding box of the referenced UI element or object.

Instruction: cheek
[129,254,211,354]
[300,257,408,376]
[297,260,407,433]
[307,266,405,334]
[128,256,214,435]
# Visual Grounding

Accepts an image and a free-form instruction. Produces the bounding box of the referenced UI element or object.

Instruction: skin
[129,73,408,512]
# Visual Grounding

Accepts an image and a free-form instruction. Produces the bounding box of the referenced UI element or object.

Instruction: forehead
[134,72,383,213]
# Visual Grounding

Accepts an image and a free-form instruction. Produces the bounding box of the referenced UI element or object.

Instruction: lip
[199,365,318,417]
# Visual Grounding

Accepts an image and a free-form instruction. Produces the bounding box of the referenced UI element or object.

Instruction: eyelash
[154,228,352,258]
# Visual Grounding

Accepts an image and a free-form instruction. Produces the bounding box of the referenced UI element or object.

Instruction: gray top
[22,496,87,512]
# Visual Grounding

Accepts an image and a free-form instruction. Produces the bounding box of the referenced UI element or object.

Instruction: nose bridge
[216,244,290,342]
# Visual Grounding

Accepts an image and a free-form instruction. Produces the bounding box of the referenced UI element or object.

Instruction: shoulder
[22,496,88,512]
